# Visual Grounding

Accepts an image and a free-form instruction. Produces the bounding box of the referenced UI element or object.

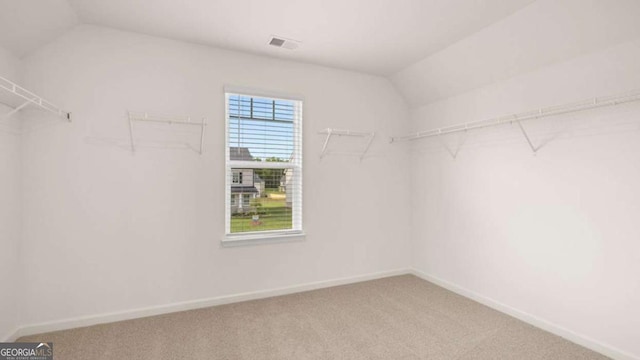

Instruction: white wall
[18,25,411,327]
[408,35,640,359]
[0,45,22,340]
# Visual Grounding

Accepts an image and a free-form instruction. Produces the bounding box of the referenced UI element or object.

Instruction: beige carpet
[19,275,608,359]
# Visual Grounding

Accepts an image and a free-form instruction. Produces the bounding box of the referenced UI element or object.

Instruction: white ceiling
[0,0,535,75]
[392,0,640,106]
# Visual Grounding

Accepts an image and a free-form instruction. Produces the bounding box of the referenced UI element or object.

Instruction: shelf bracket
[360,133,375,161]
[319,128,333,159]
[1,100,31,122]
[198,117,206,155]
[127,113,136,153]
[516,120,539,154]
[437,130,467,159]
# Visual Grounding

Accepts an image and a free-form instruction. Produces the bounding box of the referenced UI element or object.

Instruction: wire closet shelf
[127,111,207,155]
[389,89,640,153]
[0,75,71,122]
[318,128,375,160]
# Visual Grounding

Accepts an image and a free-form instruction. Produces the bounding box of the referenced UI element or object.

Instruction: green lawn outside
[231,192,292,233]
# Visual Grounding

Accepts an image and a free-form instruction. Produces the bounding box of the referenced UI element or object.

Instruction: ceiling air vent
[268,36,300,50]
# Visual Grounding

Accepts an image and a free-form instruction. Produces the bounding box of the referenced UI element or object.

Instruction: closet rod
[390,90,640,143]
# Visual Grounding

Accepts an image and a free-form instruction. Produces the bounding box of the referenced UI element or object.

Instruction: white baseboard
[10,268,411,341]
[410,269,638,360]
[9,267,637,360]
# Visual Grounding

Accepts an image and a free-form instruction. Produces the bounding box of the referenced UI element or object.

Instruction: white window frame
[223,86,304,247]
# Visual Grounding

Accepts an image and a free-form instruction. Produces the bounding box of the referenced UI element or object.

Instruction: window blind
[225,92,303,237]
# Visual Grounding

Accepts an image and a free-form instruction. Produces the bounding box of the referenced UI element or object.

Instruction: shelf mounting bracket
[1,100,31,122]
[359,132,375,161]
[516,120,539,154]
[437,130,467,159]
[319,128,333,159]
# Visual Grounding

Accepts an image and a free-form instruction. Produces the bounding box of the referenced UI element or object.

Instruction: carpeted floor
[18,275,608,359]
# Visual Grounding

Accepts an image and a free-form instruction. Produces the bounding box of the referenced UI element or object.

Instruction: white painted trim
[410,269,639,360]
[223,85,304,101]
[10,267,635,360]
[222,231,306,247]
[12,268,411,340]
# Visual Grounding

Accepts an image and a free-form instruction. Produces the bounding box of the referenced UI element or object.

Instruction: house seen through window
[225,92,303,238]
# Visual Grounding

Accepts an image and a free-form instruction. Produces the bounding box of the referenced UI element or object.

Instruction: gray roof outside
[230,147,254,161]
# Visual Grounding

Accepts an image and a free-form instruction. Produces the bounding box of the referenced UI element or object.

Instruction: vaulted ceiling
[2,0,640,107]
[392,0,640,105]
[1,0,534,75]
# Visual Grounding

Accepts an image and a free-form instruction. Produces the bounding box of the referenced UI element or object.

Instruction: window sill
[221,231,306,248]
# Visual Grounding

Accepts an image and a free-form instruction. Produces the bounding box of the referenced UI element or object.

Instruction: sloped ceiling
[0,0,534,75]
[2,0,639,108]
[65,0,535,75]
[392,0,640,106]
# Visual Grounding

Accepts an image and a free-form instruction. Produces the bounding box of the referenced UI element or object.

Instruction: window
[224,89,303,244]
[232,171,242,184]
[242,194,251,207]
